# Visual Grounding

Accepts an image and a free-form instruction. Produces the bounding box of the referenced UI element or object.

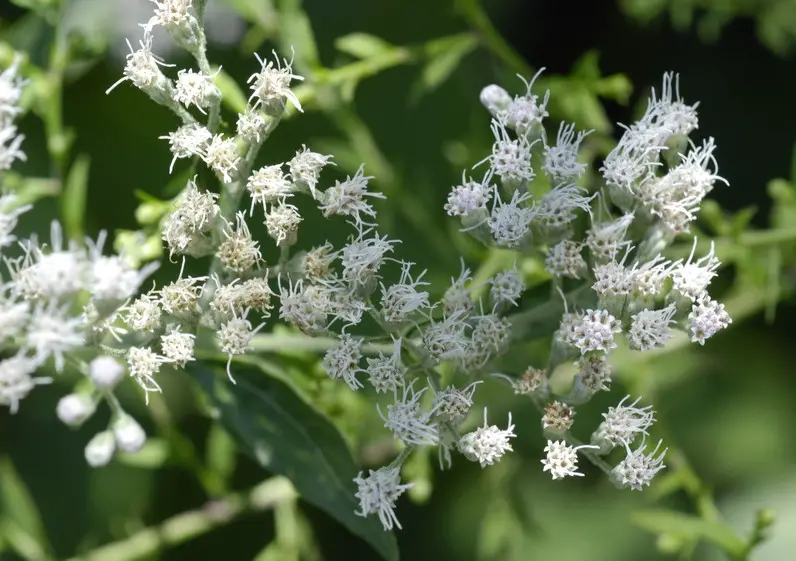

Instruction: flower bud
[113,415,146,454]
[89,356,125,389]
[56,394,96,427]
[479,84,511,117]
[85,431,116,467]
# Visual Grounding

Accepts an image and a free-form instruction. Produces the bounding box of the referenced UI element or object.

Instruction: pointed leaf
[631,509,745,556]
[191,362,399,561]
[335,33,395,59]
[0,458,52,561]
[60,154,90,240]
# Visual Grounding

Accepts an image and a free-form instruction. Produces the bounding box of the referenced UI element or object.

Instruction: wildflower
[278,277,327,335]
[84,431,115,467]
[458,409,516,467]
[264,200,302,246]
[489,263,524,309]
[89,356,125,390]
[0,288,30,341]
[173,68,220,114]
[544,240,587,279]
[203,134,239,183]
[247,50,304,114]
[628,305,676,351]
[379,382,439,446]
[543,122,592,182]
[479,84,512,116]
[319,164,384,225]
[688,294,731,345]
[442,260,474,316]
[612,438,667,491]
[380,262,430,325]
[105,36,174,103]
[113,414,146,454]
[542,401,575,434]
[504,70,549,136]
[22,221,87,300]
[421,310,470,364]
[340,228,396,291]
[218,212,262,273]
[160,123,212,173]
[0,353,49,413]
[123,292,162,333]
[536,184,593,231]
[462,312,511,370]
[541,440,598,480]
[288,145,334,198]
[301,243,337,282]
[670,239,720,301]
[218,311,263,382]
[479,119,535,184]
[564,309,622,355]
[433,381,480,425]
[56,394,96,427]
[236,107,268,143]
[26,302,85,372]
[591,395,655,450]
[322,333,364,390]
[247,164,293,211]
[511,366,549,397]
[366,338,406,394]
[87,231,159,305]
[0,193,32,248]
[160,327,196,366]
[127,346,170,402]
[445,170,494,217]
[585,213,634,262]
[144,0,196,35]
[488,189,535,247]
[0,55,26,117]
[572,354,612,398]
[159,274,206,317]
[354,466,413,531]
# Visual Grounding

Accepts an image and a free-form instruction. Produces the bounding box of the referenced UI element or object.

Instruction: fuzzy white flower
[113,414,146,454]
[543,122,591,181]
[127,346,170,403]
[536,184,594,231]
[236,107,267,143]
[247,50,304,113]
[421,310,470,364]
[442,260,474,317]
[288,146,334,198]
[25,302,85,372]
[56,394,96,426]
[541,440,598,480]
[319,164,384,225]
[479,84,512,116]
[354,466,413,531]
[322,333,364,390]
[160,327,195,366]
[380,262,430,325]
[564,309,622,354]
[479,119,535,183]
[0,193,32,247]
[489,263,524,308]
[218,311,263,382]
[366,337,406,394]
[379,382,438,446]
[688,294,731,345]
[87,231,159,304]
[278,277,327,335]
[671,239,720,301]
[247,164,293,211]
[218,212,261,273]
[432,381,480,426]
[123,292,162,333]
[586,213,634,262]
[174,68,220,114]
[264,200,302,246]
[545,240,587,279]
[592,395,655,450]
[0,353,49,413]
[160,123,212,173]
[458,408,516,467]
[445,170,494,217]
[487,190,535,247]
[628,305,677,351]
[612,438,667,491]
[89,356,125,390]
[340,228,396,289]
[203,134,239,183]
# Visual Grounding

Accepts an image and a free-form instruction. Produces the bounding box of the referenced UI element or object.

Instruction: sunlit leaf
[335,33,395,59]
[214,67,248,115]
[631,509,745,556]
[412,33,477,100]
[192,362,399,561]
[61,153,90,240]
[0,458,52,561]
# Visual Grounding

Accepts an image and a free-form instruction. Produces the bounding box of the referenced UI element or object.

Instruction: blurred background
[2,0,796,560]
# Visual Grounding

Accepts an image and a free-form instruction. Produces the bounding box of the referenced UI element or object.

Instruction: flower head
[354,466,413,531]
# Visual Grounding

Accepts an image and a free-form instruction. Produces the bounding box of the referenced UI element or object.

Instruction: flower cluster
[3,0,734,536]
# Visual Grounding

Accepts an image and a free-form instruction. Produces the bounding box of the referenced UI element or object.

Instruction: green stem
[455,0,534,77]
[65,478,296,561]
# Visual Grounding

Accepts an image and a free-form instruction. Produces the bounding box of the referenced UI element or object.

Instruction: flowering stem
[64,477,296,561]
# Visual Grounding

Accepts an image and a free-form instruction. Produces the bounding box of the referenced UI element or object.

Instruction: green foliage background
[2,1,796,560]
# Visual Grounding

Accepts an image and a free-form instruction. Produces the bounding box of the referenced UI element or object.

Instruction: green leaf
[217,0,277,31]
[115,438,170,469]
[214,68,248,115]
[277,2,320,69]
[206,424,237,490]
[631,509,746,556]
[412,33,477,100]
[60,153,90,240]
[0,458,52,561]
[335,33,395,59]
[191,362,399,561]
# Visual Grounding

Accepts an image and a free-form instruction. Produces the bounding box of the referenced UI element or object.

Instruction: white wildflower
[160,327,195,366]
[366,337,406,394]
[218,311,263,382]
[445,170,494,217]
[541,440,598,480]
[354,466,413,531]
[688,294,731,345]
[592,395,655,450]
[247,164,293,211]
[319,164,384,225]
[628,305,677,351]
[0,353,49,414]
[489,263,524,308]
[160,123,212,173]
[89,356,125,390]
[113,414,146,454]
[479,119,535,183]
[247,50,304,113]
[545,240,587,279]
[174,68,220,114]
[671,239,720,301]
[488,189,535,247]
[322,333,364,390]
[26,302,85,372]
[203,134,239,183]
[379,382,438,446]
[56,394,96,427]
[264,200,302,246]
[612,438,667,491]
[380,262,430,325]
[218,212,261,273]
[543,122,591,181]
[288,146,334,198]
[458,408,516,468]
[127,346,170,403]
